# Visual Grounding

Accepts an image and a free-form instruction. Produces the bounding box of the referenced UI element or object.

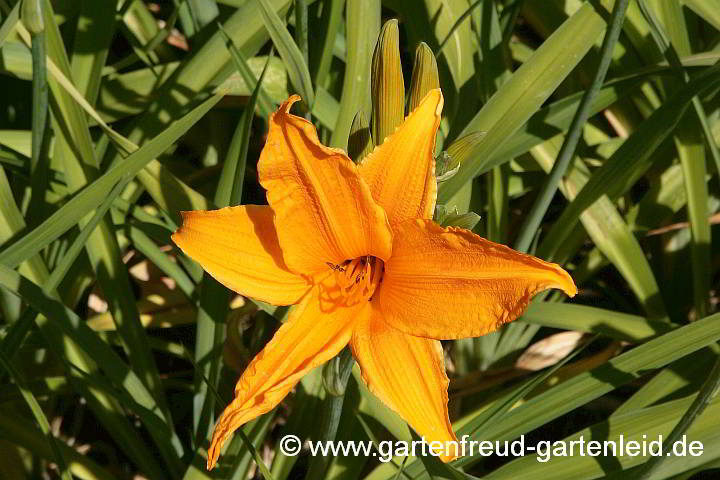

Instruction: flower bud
[21,0,44,35]
[322,348,354,396]
[408,42,439,113]
[371,19,405,145]
[348,110,374,163]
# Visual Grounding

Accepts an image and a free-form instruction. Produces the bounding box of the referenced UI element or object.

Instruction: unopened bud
[322,348,354,396]
[21,0,44,35]
[371,19,405,145]
[348,110,374,163]
[408,43,439,113]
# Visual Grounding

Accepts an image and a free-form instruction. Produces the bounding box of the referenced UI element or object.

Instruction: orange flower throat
[328,256,384,304]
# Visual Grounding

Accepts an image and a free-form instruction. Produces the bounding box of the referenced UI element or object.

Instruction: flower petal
[376,220,577,340]
[258,96,393,277]
[351,312,458,462]
[172,205,310,305]
[358,89,443,225]
[207,285,366,469]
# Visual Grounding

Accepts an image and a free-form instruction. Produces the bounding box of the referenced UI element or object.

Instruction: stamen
[325,262,345,273]
[327,256,384,305]
[361,259,373,294]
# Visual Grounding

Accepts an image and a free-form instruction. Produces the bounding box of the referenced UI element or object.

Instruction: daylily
[172,89,577,470]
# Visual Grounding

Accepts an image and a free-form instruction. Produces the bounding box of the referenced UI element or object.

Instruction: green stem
[435,0,483,57]
[305,348,355,480]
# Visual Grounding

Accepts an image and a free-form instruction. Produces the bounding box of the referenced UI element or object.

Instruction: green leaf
[331,0,379,149]
[683,0,720,32]
[0,178,129,363]
[640,0,713,318]
[0,413,117,480]
[254,0,314,107]
[513,0,631,253]
[191,54,272,444]
[218,24,275,119]
[0,94,221,269]
[378,312,720,478]
[0,262,186,474]
[0,1,20,50]
[529,137,667,320]
[521,303,674,342]
[537,62,720,260]
[485,392,720,479]
[0,348,72,480]
[438,0,615,202]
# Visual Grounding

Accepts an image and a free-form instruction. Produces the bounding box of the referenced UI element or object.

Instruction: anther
[328,256,384,305]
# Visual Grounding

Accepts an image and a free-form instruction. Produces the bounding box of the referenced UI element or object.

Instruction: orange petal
[207,285,367,469]
[172,205,310,305]
[376,220,577,340]
[258,96,393,277]
[358,89,443,225]
[351,312,458,462]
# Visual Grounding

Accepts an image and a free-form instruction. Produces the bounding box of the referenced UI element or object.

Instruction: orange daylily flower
[172,89,577,469]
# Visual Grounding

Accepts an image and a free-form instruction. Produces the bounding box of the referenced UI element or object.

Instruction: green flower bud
[322,348,354,396]
[371,19,405,145]
[348,110,374,163]
[408,42,439,113]
[21,0,44,35]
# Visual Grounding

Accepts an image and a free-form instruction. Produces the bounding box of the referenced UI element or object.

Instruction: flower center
[327,256,384,304]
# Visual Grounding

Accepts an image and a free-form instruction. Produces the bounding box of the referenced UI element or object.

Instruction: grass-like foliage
[0,0,719,479]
